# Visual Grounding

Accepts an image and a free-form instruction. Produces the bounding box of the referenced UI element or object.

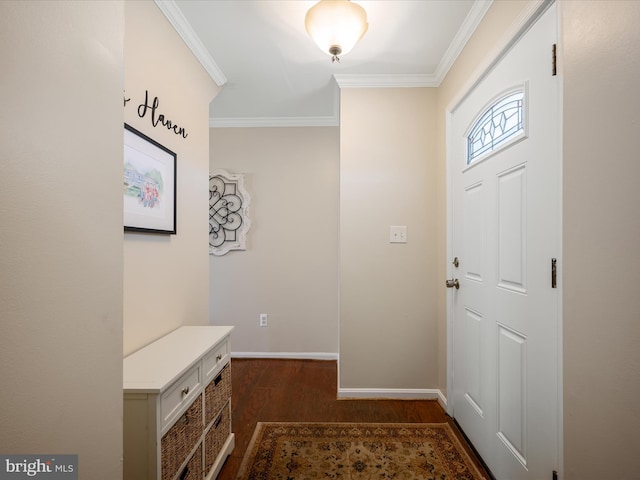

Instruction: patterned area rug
[237,422,486,480]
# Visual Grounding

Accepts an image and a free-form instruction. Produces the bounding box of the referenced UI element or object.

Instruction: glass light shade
[305,0,368,59]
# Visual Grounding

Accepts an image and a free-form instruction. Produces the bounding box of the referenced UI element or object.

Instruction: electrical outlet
[259,313,268,327]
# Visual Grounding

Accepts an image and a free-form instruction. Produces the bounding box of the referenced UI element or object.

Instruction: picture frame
[123,124,177,234]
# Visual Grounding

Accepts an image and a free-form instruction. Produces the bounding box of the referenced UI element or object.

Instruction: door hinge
[551,258,557,288]
[553,470,558,480]
[552,43,557,76]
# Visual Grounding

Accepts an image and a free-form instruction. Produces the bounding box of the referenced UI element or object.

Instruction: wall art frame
[209,169,251,256]
[123,123,177,234]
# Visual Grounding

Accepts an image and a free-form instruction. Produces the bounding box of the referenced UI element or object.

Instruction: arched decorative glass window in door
[467,89,525,165]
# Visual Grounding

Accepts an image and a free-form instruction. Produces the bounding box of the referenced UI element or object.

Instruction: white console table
[123,326,234,480]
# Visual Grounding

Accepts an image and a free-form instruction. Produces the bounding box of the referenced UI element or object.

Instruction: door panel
[497,323,527,466]
[463,307,483,415]
[497,164,527,293]
[463,182,485,283]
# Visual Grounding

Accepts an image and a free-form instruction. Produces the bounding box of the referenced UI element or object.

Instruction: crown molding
[160,0,493,124]
[446,0,550,112]
[433,0,493,83]
[334,74,438,88]
[211,82,340,128]
[333,0,493,90]
[209,115,339,128]
[154,0,227,86]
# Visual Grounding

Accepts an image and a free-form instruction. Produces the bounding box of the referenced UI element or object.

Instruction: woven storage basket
[177,443,203,480]
[205,363,231,425]
[161,396,203,480]
[204,402,230,474]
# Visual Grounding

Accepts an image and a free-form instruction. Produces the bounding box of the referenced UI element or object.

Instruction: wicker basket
[160,396,203,480]
[204,402,231,474]
[204,363,231,425]
[176,443,203,480]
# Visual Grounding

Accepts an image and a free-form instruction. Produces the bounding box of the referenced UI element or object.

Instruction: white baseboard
[338,388,448,411]
[231,351,339,361]
[230,353,448,410]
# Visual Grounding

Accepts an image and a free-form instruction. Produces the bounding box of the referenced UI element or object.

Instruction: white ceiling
[157,0,492,127]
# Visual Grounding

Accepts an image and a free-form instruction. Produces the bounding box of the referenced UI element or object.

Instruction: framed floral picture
[123,124,177,234]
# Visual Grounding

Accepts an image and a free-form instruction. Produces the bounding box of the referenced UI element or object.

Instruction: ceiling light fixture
[305,0,368,63]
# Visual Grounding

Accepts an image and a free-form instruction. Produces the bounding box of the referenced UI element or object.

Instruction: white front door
[448,4,560,479]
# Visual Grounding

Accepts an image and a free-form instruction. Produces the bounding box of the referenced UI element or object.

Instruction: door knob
[446,278,460,289]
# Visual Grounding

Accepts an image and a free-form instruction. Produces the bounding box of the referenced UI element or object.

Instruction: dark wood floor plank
[217,358,490,480]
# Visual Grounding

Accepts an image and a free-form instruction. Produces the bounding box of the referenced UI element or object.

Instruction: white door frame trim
[445,0,563,476]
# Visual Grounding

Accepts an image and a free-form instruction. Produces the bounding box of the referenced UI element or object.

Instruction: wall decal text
[124,90,188,139]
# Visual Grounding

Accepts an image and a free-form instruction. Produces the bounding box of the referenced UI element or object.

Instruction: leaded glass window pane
[467,91,524,165]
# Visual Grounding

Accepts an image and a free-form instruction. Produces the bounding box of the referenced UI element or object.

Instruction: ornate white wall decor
[209,169,251,256]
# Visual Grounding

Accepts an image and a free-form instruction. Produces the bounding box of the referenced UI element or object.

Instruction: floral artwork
[123,124,176,234]
[124,157,163,210]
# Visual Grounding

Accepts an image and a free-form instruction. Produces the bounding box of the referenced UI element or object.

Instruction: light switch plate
[389,225,407,243]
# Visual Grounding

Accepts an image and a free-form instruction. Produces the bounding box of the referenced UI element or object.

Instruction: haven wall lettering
[124,90,188,139]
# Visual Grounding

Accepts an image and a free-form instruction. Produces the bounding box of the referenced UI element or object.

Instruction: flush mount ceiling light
[305,0,368,63]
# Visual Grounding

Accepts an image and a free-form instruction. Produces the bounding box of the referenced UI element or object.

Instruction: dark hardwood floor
[216,358,490,479]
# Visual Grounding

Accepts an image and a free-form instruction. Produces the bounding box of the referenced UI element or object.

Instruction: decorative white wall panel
[209,169,251,256]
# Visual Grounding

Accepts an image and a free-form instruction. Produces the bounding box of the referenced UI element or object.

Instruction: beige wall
[0,1,124,478]
[339,88,438,389]
[209,127,340,355]
[561,1,640,478]
[124,1,220,355]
